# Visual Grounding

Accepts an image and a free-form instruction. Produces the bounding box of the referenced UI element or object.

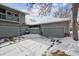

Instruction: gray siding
[20,25,27,35]
[19,14,25,24]
[0,5,27,38]
[40,21,70,38]
[41,27,64,38]
[29,28,40,34]
[28,21,70,38]
[41,22,66,29]
[0,26,20,37]
[0,21,27,38]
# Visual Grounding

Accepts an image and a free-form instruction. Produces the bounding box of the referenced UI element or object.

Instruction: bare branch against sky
[26,3,72,17]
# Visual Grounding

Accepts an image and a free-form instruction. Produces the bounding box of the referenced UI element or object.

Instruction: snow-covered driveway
[0,34,51,56]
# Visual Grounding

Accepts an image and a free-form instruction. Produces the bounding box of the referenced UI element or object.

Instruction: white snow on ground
[46,37,79,56]
[0,34,52,56]
[0,32,79,56]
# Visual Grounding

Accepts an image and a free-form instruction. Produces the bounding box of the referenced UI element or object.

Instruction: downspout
[39,25,43,35]
[19,14,21,36]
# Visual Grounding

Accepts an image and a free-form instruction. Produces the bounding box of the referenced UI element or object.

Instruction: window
[6,11,19,22]
[1,15,6,19]
[15,14,19,17]
[0,14,1,18]
[29,25,40,28]
[0,14,6,19]
[0,8,6,13]
[7,12,11,15]
[0,8,6,19]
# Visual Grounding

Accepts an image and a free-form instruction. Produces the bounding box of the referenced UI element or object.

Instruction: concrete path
[0,34,51,56]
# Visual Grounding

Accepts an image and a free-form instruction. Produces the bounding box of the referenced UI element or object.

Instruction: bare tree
[38,3,52,16]
[26,3,52,16]
[26,3,72,17]
[53,4,72,18]
[72,3,78,41]
[26,3,35,11]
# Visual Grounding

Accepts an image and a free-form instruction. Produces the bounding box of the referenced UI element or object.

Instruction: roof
[0,4,27,14]
[25,15,71,25]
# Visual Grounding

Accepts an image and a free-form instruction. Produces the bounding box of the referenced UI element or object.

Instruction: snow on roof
[0,4,27,14]
[25,15,70,25]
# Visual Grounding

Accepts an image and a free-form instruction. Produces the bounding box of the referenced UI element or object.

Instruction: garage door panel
[29,28,40,34]
[42,27,64,38]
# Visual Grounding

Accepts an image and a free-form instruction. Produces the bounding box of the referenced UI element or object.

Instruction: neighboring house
[0,4,28,38]
[26,16,70,38]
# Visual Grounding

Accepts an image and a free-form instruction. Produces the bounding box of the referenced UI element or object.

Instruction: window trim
[7,12,12,15]
[0,13,6,19]
[0,8,6,14]
[6,11,20,22]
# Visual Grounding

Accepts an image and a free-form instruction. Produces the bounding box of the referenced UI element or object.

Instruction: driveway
[0,34,51,56]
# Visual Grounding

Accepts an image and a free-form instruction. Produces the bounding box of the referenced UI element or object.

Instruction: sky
[2,3,73,17]
[3,3,26,9]
[3,3,27,12]
[3,3,67,13]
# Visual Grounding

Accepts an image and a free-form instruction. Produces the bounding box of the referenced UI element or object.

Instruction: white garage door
[42,27,64,38]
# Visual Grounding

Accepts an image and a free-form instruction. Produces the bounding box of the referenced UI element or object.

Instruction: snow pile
[46,37,79,56]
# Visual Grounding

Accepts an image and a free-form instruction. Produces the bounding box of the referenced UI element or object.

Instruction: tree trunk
[72,3,78,41]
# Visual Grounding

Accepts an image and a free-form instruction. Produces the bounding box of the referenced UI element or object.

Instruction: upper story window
[0,8,6,19]
[1,14,6,19]
[0,14,6,19]
[0,8,20,22]
[7,12,12,15]
[0,8,6,14]
[7,12,19,17]
[6,11,19,22]
[15,13,19,17]
[0,14,1,18]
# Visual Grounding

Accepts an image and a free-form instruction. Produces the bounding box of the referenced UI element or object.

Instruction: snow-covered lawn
[46,37,79,56]
[0,32,79,56]
[0,34,52,56]
[46,31,79,56]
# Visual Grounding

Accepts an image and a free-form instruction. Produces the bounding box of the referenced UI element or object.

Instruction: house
[25,16,71,38]
[0,4,28,38]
